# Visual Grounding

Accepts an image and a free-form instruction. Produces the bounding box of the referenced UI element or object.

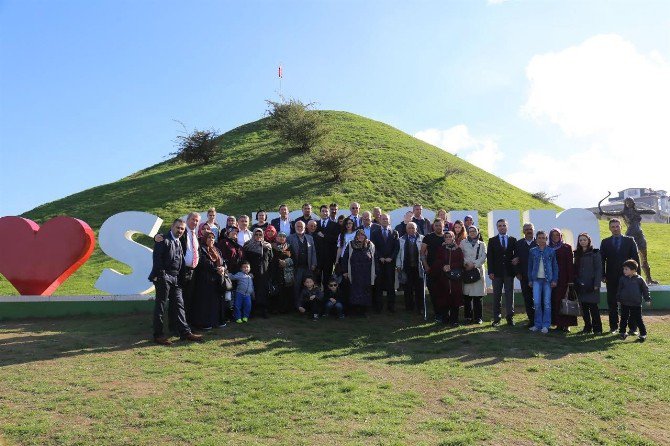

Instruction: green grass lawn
[1,310,668,445]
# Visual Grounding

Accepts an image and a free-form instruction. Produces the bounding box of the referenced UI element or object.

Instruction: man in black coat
[512,223,537,327]
[271,204,295,235]
[317,204,340,285]
[149,218,203,345]
[371,213,400,312]
[487,218,518,326]
[600,218,640,334]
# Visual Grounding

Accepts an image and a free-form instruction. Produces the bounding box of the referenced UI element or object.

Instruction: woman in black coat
[192,232,227,330]
[243,228,273,318]
[574,232,603,334]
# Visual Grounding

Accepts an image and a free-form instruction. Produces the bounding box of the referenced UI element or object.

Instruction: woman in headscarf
[217,226,244,319]
[548,228,577,332]
[342,229,376,315]
[430,231,464,325]
[264,224,277,244]
[270,231,294,314]
[460,225,487,324]
[244,228,273,318]
[192,232,227,330]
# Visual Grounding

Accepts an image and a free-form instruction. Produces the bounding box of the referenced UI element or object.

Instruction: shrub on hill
[310,144,358,182]
[265,98,330,152]
[170,124,220,165]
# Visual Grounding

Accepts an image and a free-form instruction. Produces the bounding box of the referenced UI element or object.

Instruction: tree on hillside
[170,122,221,165]
[310,144,358,182]
[265,98,330,152]
[531,191,559,203]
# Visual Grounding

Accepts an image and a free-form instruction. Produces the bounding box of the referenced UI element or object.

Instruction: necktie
[323,219,327,228]
[383,228,388,240]
[501,235,506,249]
[191,230,199,267]
[615,237,620,251]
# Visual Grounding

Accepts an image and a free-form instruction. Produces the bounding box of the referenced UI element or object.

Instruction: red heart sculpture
[0,216,95,295]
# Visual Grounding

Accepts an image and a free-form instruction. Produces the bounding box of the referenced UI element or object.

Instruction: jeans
[532,279,552,329]
[323,300,344,316]
[234,292,252,320]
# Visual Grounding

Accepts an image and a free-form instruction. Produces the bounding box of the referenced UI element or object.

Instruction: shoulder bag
[462,245,482,284]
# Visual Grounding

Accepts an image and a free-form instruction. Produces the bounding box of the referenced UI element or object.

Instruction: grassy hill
[1,111,564,295]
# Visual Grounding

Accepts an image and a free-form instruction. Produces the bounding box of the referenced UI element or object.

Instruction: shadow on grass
[0,315,154,368]
[0,305,627,369]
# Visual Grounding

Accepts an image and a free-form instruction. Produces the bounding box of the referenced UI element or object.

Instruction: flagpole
[278,64,283,99]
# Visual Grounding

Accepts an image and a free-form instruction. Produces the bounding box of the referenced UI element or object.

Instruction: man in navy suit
[487,218,518,326]
[271,204,294,235]
[371,213,400,312]
[600,218,640,334]
[149,218,203,345]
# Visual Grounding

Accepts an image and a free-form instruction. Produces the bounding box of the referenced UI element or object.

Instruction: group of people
[148,203,653,346]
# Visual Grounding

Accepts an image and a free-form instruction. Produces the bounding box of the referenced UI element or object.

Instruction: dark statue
[599,192,658,284]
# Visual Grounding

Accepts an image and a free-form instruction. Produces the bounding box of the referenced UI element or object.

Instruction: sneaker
[338,314,345,319]
[610,330,619,335]
[620,332,628,340]
[492,319,501,327]
[475,319,483,325]
[638,335,647,342]
[242,317,248,323]
[540,327,549,334]
[235,319,243,324]
[217,323,228,328]
[312,313,319,321]
[529,326,539,332]
[628,330,639,336]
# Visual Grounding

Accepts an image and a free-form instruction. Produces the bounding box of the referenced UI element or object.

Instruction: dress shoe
[181,332,204,342]
[154,336,172,346]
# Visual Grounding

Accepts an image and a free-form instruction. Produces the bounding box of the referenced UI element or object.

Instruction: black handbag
[462,245,482,284]
[444,248,463,281]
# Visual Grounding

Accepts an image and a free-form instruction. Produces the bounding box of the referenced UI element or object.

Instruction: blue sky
[1,0,669,216]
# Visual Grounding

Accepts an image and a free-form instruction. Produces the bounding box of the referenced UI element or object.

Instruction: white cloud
[509,34,670,208]
[414,124,503,173]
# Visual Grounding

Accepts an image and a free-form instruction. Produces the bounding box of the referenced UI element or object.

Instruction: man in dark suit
[271,204,294,235]
[287,220,318,309]
[371,213,400,312]
[317,204,340,285]
[295,203,315,225]
[512,223,537,327]
[600,218,640,334]
[487,218,518,326]
[153,211,201,327]
[149,218,203,345]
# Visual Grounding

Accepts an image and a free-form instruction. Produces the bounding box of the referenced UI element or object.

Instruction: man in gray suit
[287,220,317,310]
